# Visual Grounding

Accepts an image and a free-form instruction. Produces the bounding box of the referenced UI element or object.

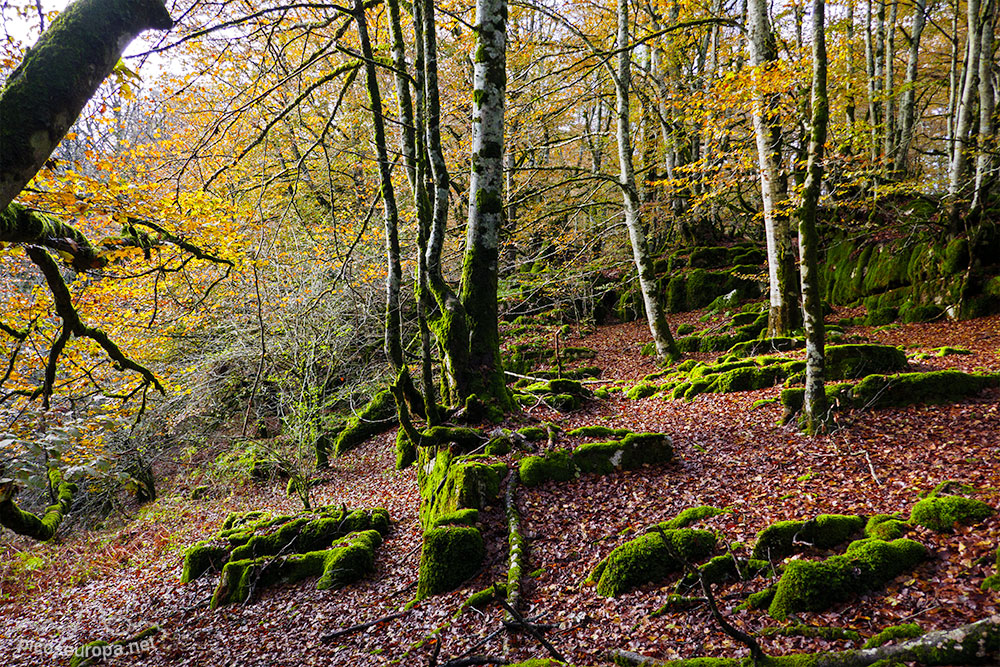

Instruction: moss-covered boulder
[329,389,396,458]
[210,529,383,608]
[768,538,927,619]
[854,370,1000,408]
[824,344,909,380]
[589,528,717,597]
[909,496,995,531]
[865,514,909,541]
[181,506,390,585]
[572,432,673,474]
[519,450,576,486]
[417,448,504,528]
[416,525,485,599]
[752,514,865,560]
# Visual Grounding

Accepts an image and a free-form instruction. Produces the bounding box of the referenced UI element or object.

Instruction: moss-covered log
[610,614,1000,665]
[326,389,397,460]
[0,0,173,209]
[0,468,77,541]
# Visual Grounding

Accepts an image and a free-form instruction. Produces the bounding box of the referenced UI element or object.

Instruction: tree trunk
[948,0,983,229]
[799,0,829,435]
[615,0,679,362]
[747,0,800,336]
[882,0,897,168]
[894,0,927,173]
[0,469,77,541]
[972,0,997,213]
[459,0,513,412]
[418,0,471,405]
[0,0,173,211]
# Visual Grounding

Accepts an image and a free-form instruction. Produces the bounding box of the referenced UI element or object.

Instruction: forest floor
[2,308,999,666]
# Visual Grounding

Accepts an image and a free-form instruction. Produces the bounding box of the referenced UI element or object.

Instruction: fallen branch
[319,610,409,642]
[497,598,566,663]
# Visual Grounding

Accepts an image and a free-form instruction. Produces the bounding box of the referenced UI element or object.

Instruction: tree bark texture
[894,0,927,172]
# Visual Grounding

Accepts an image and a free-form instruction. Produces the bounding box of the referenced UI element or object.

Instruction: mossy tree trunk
[614,0,679,362]
[747,0,801,337]
[798,0,829,435]
[388,0,439,425]
[971,0,996,215]
[459,0,514,411]
[0,0,173,211]
[0,469,77,541]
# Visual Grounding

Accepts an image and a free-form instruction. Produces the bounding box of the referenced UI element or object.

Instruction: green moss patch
[909,495,995,531]
[330,389,396,457]
[589,528,717,597]
[768,538,927,619]
[752,514,865,560]
[416,525,485,599]
[417,448,504,529]
[518,432,673,486]
[210,529,383,607]
[863,622,924,648]
[824,344,909,379]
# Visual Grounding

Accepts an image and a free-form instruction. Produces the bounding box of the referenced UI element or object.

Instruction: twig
[496,599,566,663]
[319,610,409,642]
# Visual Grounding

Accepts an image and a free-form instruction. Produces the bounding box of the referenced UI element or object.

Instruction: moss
[729,337,804,357]
[432,509,479,528]
[416,525,485,599]
[180,541,230,583]
[421,426,483,449]
[865,514,908,540]
[676,554,770,592]
[676,323,695,335]
[742,585,776,610]
[572,432,673,474]
[650,594,706,616]
[461,582,507,611]
[900,302,944,323]
[660,505,728,529]
[768,538,927,619]
[484,434,511,456]
[418,451,502,528]
[752,514,865,560]
[567,425,631,438]
[866,306,899,325]
[852,370,1000,408]
[909,496,995,531]
[824,344,909,380]
[517,426,547,441]
[396,429,416,469]
[626,382,660,399]
[863,622,924,648]
[332,390,396,456]
[210,530,382,607]
[689,246,732,268]
[519,450,575,486]
[589,528,716,596]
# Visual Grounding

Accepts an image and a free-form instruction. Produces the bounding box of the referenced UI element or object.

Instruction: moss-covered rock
[418,448,503,528]
[331,389,396,457]
[853,370,1000,408]
[210,529,383,607]
[865,514,909,541]
[752,514,865,560]
[589,528,717,597]
[675,554,770,593]
[519,450,576,486]
[626,382,660,399]
[768,538,927,619]
[909,496,995,531]
[567,425,631,438]
[395,429,416,470]
[416,525,485,599]
[572,432,673,474]
[728,337,804,357]
[824,344,909,380]
[659,505,729,529]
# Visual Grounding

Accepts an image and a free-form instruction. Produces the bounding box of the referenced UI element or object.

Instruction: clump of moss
[768,538,927,619]
[330,390,396,457]
[416,525,485,599]
[211,530,383,607]
[752,514,865,560]
[863,622,924,648]
[760,624,861,641]
[625,382,660,399]
[824,344,908,380]
[517,426,547,441]
[572,432,673,474]
[650,594,706,616]
[659,505,728,529]
[909,495,995,531]
[418,450,503,528]
[567,425,631,438]
[519,450,576,487]
[982,546,1000,591]
[432,508,479,528]
[589,528,716,597]
[675,554,770,593]
[865,514,908,540]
